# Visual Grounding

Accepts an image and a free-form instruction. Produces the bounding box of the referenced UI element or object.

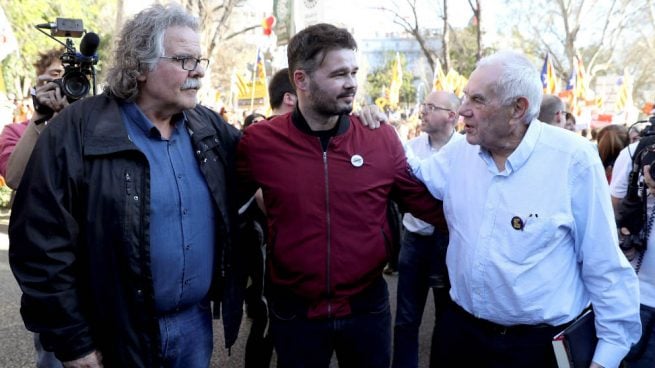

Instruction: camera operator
[0,47,69,190]
[611,126,655,367]
[0,47,66,368]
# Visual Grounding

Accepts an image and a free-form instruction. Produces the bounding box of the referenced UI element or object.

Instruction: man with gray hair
[538,94,566,127]
[407,50,641,367]
[9,4,244,367]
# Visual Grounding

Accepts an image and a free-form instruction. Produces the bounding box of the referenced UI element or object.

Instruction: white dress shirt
[408,120,641,368]
[402,132,464,235]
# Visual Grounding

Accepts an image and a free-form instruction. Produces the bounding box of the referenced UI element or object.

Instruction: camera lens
[62,71,90,100]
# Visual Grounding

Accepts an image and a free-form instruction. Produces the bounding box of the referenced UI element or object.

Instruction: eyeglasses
[159,56,210,71]
[420,103,452,113]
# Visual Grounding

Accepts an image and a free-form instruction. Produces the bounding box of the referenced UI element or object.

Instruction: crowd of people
[0,3,652,368]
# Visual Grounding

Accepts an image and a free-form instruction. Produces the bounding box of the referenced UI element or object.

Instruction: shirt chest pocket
[497,212,562,264]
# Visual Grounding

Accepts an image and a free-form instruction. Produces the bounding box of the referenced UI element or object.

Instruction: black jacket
[8,94,245,366]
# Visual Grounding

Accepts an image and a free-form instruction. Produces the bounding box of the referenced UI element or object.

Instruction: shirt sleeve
[609,146,632,199]
[406,141,453,201]
[387,127,447,232]
[235,127,261,205]
[0,121,27,178]
[571,149,642,367]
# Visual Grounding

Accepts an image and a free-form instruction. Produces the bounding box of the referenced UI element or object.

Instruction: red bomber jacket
[236,110,446,319]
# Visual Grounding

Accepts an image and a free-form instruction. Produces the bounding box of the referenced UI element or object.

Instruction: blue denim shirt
[121,102,215,314]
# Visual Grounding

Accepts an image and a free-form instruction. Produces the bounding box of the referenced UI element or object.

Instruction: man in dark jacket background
[8,4,244,367]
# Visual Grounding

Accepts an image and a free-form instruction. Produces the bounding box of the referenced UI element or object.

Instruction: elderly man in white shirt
[407,50,640,368]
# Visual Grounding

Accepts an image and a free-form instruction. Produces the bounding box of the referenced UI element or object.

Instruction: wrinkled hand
[353,104,387,129]
[63,350,103,368]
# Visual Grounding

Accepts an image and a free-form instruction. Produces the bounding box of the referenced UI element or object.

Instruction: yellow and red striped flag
[540,53,559,94]
[615,69,634,112]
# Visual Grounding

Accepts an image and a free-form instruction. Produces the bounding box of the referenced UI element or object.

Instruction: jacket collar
[291,105,350,136]
[83,94,137,156]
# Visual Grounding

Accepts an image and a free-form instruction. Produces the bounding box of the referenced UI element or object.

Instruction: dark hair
[287,23,357,84]
[591,127,599,140]
[268,68,295,110]
[564,111,576,123]
[243,113,266,130]
[33,48,64,77]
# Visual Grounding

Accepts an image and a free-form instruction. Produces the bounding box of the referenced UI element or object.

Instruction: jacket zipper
[323,147,332,317]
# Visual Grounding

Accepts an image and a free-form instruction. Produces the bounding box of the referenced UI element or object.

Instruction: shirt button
[136,289,143,296]
[177,174,183,179]
[133,195,139,201]
[183,208,188,215]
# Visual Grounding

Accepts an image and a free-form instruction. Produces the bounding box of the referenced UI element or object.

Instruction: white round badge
[351,154,364,167]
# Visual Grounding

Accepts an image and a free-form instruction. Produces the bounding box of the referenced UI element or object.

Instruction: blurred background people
[243,112,265,130]
[268,67,296,116]
[538,94,565,126]
[564,111,577,132]
[610,127,655,368]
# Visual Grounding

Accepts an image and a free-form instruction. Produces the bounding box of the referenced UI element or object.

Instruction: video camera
[642,115,655,138]
[34,18,99,108]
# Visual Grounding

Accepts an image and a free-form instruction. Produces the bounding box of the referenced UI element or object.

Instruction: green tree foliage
[365,52,416,109]
[449,23,495,78]
[0,0,116,98]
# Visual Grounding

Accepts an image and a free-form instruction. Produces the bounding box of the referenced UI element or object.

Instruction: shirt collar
[120,101,187,139]
[478,119,542,175]
[506,119,542,173]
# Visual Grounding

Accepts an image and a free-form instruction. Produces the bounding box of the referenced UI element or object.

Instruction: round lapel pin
[351,154,364,167]
[511,216,524,231]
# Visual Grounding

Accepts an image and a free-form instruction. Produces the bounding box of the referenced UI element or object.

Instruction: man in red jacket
[237,23,446,368]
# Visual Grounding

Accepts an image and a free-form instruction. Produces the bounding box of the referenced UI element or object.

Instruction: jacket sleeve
[8,110,95,362]
[385,126,448,233]
[235,128,262,203]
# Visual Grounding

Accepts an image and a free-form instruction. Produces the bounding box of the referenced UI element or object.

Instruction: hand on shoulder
[353,104,387,129]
